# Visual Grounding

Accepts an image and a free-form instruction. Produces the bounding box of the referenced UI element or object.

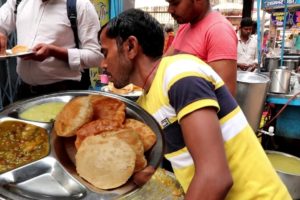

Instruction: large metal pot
[236,71,270,132]
[266,150,300,199]
[263,57,280,72]
[282,60,299,71]
[269,68,291,94]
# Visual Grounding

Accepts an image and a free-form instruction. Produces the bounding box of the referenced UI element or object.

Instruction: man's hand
[238,64,249,71]
[248,64,257,72]
[22,43,52,62]
[0,32,7,55]
[132,165,155,186]
[238,63,257,72]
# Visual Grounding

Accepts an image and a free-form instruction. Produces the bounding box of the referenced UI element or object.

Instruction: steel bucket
[263,57,280,72]
[236,71,270,132]
[282,60,299,71]
[269,68,291,94]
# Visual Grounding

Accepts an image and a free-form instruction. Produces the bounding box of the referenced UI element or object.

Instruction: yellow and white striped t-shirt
[137,54,291,200]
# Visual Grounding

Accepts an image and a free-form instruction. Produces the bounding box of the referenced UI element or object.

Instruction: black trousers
[16,80,88,101]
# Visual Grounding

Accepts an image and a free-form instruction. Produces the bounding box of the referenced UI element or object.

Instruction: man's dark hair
[240,17,253,28]
[103,8,164,59]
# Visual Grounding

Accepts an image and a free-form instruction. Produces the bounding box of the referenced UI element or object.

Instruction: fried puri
[103,129,147,172]
[124,119,157,151]
[54,96,93,137]
[11,45,29,54]
[75,119,121,149]
[76,135,136,190]
[89,95,126,123]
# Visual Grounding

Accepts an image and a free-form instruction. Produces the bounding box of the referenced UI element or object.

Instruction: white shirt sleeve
[0,0,17,35]
[68,0,103,71]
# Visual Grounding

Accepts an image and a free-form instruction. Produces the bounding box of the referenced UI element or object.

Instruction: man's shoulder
[190,11,235,34]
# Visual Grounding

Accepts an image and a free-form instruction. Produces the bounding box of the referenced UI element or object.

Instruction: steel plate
[0,91,164,200]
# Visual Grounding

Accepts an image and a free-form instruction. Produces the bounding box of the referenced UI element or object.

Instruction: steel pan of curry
[0,91,164,200]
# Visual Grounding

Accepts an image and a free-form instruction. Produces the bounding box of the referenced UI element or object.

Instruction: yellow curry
[267,152,300,175]
[19,102,66,122]
[0,121,49,173]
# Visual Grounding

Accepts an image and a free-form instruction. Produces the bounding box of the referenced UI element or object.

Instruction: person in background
[165,0,237,96]
[285,34,294,48]
[294,32,300,52]
[237,17,258,72]
[0,0,102,100]
[262,30,270,51]
[163,23,175,53]
[99,8,291,200]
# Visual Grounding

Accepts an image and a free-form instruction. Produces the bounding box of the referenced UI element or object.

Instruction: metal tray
[0,91,164,200]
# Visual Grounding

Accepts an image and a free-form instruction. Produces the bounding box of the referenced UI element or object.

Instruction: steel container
[263,57,280,72]
[282,60,299,71]
[236,71,270,132]
[270,68,291,94]
[266,150,300,199]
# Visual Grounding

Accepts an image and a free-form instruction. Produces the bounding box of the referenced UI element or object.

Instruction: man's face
[240,26,253,38]
[166,0,196,24]
[100,28,132,89]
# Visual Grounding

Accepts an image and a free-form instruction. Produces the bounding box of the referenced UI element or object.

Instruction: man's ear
[125,36,138,59]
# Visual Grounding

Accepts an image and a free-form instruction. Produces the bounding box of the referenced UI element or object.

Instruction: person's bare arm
[0,32,7,55]
[180,107,233,200]
[209,59,237,97]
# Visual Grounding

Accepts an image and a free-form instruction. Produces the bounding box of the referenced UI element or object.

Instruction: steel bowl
[0,90,164,200]
[266,150,300,199]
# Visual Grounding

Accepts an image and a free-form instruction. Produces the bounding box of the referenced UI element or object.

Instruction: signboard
[91,0,109,26]
[271,10,300,27]
[262,0,300,9]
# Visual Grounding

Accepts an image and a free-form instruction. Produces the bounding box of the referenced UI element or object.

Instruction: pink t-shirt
[173,11,237,63]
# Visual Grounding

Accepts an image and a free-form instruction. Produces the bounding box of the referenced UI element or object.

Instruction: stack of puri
[54,95,157,189]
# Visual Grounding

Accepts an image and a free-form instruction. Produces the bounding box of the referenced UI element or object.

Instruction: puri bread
[75,119,121,149]
[76,135,136,189]
[103,129,147,172]
[124,119,157,151]
[89,95,126,123]
[11,45,29,54]
[54,96,93,137]
[108,82,134,95]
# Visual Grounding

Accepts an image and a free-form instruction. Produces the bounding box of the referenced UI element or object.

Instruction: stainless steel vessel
[282,60,299,71]
[269,68,292,94]
[263,57,280,72]
[0,91,164,200]
[266,150,300,199]
[236,71,270,132]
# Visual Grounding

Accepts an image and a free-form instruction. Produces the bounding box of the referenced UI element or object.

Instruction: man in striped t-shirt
[99,9,291,200]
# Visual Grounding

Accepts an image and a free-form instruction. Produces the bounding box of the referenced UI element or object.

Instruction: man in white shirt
[237,17,258,72]
[0,0,103,99]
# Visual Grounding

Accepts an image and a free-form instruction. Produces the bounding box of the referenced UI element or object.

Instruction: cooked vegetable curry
[0,121,49,173]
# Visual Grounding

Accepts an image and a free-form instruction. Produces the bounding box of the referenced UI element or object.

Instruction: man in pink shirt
[165,0,238,96]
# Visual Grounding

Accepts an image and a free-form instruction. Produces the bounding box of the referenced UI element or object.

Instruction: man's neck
[240,34,250,42]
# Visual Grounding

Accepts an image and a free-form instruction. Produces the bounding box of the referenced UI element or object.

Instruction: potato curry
[0,121,49,173]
